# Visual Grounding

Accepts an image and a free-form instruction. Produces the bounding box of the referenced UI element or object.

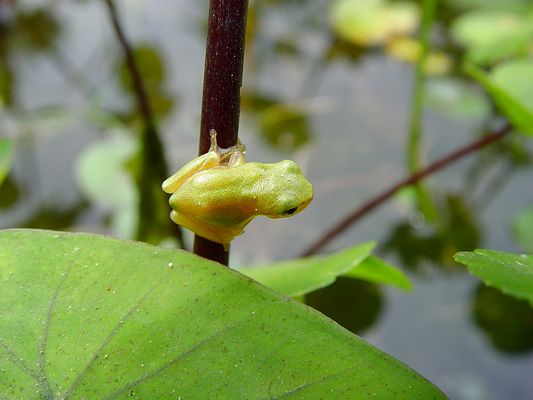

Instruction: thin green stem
[104,0,183,246]
[406,0,438,221]
[407,0,435,171]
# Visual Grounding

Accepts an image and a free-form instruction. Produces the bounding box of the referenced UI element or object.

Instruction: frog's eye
[282,207,298,216]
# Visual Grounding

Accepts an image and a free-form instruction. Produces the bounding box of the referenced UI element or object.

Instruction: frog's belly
[169,179,260,226]
[169,210,251,245]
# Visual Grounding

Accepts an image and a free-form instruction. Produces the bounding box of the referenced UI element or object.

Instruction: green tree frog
[162,130,313,247]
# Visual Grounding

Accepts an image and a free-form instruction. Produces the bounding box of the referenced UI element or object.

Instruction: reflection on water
[1,1,533,399]
[384,194,482,272]
[306,278,383,335]
[0,176,18,208]
[473,284,533,354]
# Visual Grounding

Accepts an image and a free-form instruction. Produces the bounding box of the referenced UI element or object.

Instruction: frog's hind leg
[162,151,220,194]
[169,210,241,247]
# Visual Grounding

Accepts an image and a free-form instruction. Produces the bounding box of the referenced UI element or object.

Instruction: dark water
[1,1,532,399]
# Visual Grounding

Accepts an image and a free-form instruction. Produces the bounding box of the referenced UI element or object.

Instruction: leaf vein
[39,267,73,399]
[61,281,160,399]
[0,338,40,380]
[266,369,348,400]
[103,318,248,399]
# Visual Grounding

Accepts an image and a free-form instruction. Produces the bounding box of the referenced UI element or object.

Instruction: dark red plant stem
[301,124,512,257]
[193,0,249,265]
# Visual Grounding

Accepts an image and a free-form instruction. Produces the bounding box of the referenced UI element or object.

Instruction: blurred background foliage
[0,0,532,398]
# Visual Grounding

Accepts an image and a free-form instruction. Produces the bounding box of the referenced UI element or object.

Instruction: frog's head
[267,160,314,219]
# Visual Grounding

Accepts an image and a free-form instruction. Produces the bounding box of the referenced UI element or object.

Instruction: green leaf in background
[0,229,444,399]
[445,0,531,12]
[243,243,374,297]
[385,38,452,76]
[119,45,175,119]
[0,138,13,187]
[75,130,138,238]
[491,59,533,110]
[259,103,312,151]
[513,206,533,253]
[241,92,315,151]
[455,249,533,305]
[330,0,419,47]
[119,45,165,90]
[344,255,412,291]
[451,10,533,66]
[467,61,533,136]
[242,243,411,297]
[13,9,60,51]
[425,78,490,119]
[0,62,14,106]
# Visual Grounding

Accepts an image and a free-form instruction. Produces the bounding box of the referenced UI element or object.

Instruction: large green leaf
[466,61,533,136]
[0,229,444,399]
[455,249,533,305]
[243,244,411,297]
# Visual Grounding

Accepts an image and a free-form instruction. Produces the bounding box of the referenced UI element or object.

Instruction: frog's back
[170,160,312,224]
[168,163,265,226]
